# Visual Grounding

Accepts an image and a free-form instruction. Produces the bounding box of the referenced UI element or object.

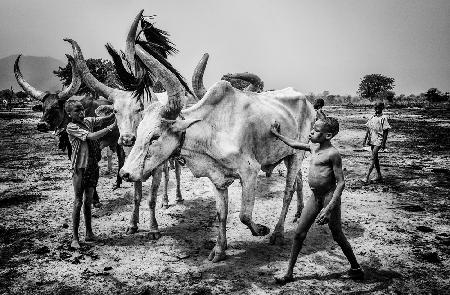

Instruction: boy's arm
[381,129,389,149]
[270,122,311,151]
[316,151,345,225]
[362,128,369,146]
[94,113,115,128]
[86,119,116,141]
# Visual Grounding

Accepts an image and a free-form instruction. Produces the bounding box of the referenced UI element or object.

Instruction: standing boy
[362,101,391,183]
[65,100,116,249]
[270,117,363,284]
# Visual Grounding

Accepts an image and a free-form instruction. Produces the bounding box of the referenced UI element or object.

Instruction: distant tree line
[1,68,448,108]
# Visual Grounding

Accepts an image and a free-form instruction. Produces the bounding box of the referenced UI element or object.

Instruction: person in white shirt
[362,101,391,183]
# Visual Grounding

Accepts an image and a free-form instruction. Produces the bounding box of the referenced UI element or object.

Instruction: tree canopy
[424,88,449,103]
[358,74,395,101]
[54,58,118,97]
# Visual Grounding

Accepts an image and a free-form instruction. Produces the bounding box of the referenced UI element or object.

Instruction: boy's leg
[276,195,321,284]
[84,187,96,241]
[328,202,363,279]
[372,145,382,181]
[365,145,376,182]
[71,169,84,249]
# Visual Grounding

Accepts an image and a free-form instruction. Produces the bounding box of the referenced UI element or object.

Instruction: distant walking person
[313,98,326,121]
[65,100,116,249]
[362,101,391,183]
[271,117,364,284]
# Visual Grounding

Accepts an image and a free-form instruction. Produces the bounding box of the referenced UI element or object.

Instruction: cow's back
[186,82,315,167]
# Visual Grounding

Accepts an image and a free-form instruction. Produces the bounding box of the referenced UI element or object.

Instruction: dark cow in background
[14,54,125,195]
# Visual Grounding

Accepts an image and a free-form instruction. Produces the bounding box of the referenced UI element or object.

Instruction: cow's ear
[95,105,114,117]
[169,118,201,133]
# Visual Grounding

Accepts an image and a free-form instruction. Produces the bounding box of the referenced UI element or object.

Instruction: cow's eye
[149,135,160,145]
[113,109,118,114]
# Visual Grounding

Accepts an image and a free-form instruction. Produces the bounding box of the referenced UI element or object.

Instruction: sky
[0,0,448,96]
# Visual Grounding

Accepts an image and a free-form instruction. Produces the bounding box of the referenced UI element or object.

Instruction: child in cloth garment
[362,101,391,183]
[65,100,116,249]
[270,117,364,284]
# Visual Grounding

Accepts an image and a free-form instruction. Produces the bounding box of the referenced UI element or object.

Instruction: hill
[0,55,64,92]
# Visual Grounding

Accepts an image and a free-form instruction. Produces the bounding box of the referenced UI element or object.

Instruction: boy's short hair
[313,98,325,109]
[374,101,385,109]
[321,116,339,136]
[65,100,82,113]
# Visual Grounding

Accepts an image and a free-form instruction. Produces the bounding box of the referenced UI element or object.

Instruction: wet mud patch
[0,192,45,208]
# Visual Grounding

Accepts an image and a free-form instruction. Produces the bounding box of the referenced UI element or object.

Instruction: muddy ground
[0,106,449,295]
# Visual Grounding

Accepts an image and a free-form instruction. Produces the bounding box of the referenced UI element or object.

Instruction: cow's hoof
[126,226,138,235]
[269,232,285,245]
[176,198,184,204]
[208,248,226,263]
[252,224,270,236]
[148,231,162,240]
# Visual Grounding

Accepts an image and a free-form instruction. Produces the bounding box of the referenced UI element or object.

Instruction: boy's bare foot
[85,233,98,243]
[341,267,364,280]
[361,178,370,184]
[71,239,81,249]
[274,275,295,285]
[93,201,102,208]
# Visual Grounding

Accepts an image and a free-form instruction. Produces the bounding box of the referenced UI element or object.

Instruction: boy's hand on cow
[316,208,331,225]
[107,119,117,132]
[270,121,281,135]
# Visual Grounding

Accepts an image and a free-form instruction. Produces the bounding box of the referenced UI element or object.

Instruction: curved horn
[192,53,209,100]
[224,72,264,92]
[135,44,183,118]
[126,9,143,75]
[14,55,45,100]
[57,54,81,100]
[64,38,115,100]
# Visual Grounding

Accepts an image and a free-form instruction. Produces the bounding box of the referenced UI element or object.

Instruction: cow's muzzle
[37,122,50,132]
[119,134,136,147]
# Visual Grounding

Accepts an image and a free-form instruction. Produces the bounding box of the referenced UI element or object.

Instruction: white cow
[120,43,315,262]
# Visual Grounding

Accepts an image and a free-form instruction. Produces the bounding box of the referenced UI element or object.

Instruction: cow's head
[120,46,201,182]
[65,37,142,146]
[65,10,192,147]
[14,54,81,132]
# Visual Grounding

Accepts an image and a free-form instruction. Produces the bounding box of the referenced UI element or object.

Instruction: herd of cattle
[13,10,316,262]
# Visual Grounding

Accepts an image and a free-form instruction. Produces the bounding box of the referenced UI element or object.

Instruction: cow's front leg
[240,168,270,236]
[208,185,228,263]
[270,154,299,245]
[148,167,163,240]
[161,162,169,209]
[175,161,183,203]
[126,181,142,234]
[106,148,113,174]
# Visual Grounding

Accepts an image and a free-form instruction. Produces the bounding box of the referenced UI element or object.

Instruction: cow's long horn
[226,73,263,87]
[64,38,115,100]
[14,55,45,100]
[135,44,183,118]
[125,9,143,76]
[192,53,209,100]
[57,54,81,100]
